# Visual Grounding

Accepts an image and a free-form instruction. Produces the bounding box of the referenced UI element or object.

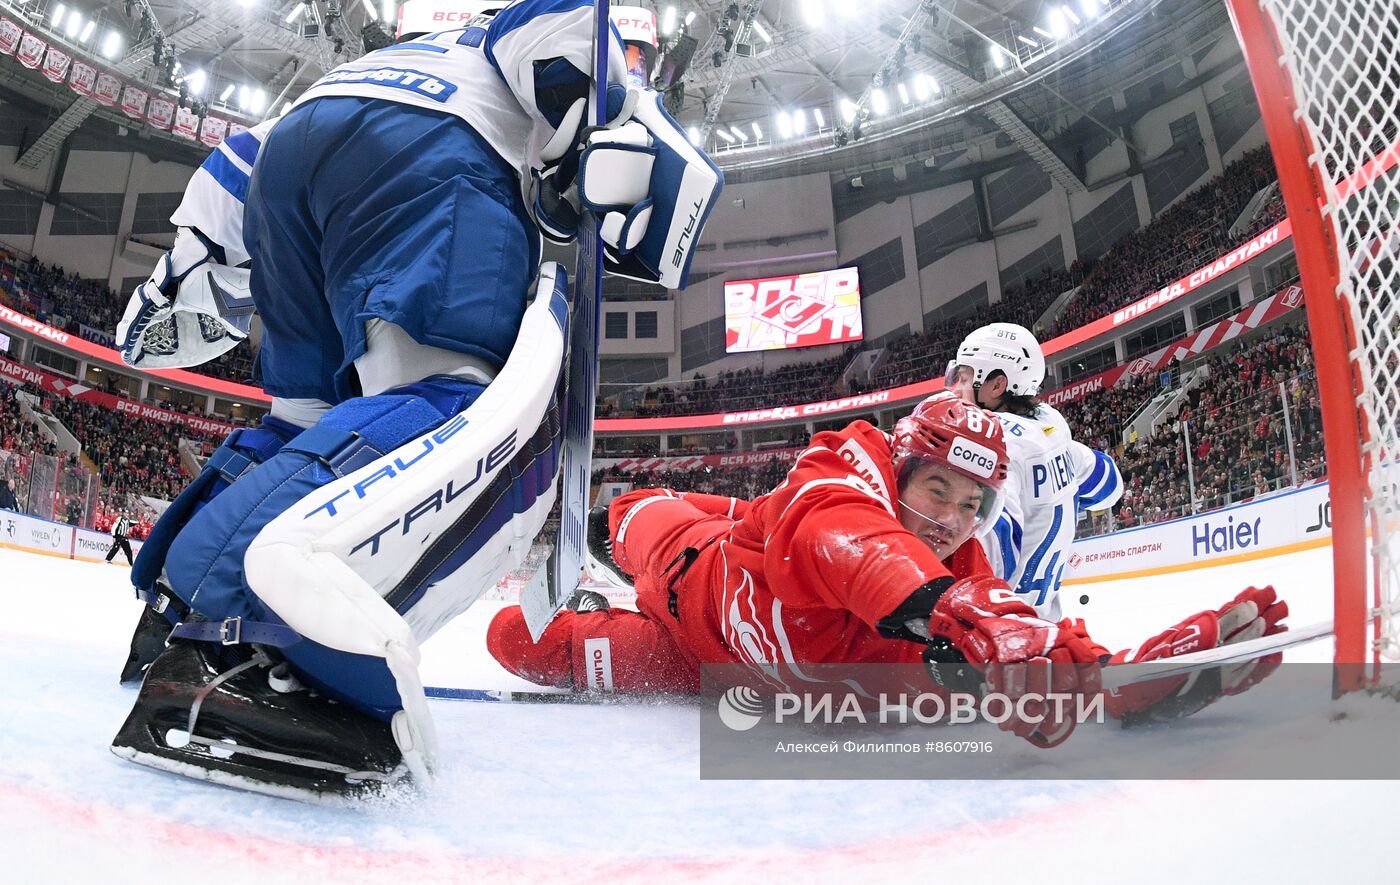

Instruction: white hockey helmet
[396,0,499,39]
[949,322,1046,397]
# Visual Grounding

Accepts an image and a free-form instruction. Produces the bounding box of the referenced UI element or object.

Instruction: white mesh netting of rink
[1256,0,1400,657]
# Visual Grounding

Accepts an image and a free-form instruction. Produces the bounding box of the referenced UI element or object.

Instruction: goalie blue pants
[244,95,540,405]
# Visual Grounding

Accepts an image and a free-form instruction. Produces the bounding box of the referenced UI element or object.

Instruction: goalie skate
[111,641,413,803]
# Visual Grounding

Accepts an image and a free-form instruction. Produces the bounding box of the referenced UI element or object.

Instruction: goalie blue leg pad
[131,416,302,621]
[162,375,486,719]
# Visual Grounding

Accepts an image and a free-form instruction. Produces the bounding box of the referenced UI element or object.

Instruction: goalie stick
[520,0,610,640]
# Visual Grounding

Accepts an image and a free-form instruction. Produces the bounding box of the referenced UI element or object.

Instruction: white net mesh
[1255,0,1400,660]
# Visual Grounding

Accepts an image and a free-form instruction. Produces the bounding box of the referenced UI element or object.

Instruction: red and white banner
[93,72,121,106]
[1043,222,1292,356]
[68,60,97,96]
[0,18,22,55]
[199,116,228,147]
[120,86,148,120]
[1045,285,1305,407]
[724,266,864,354]
[604,447,803,474]
[40,47,69,82]
[226,121,248,139]
[0,353,237,436]
[146,97,175,130]
[172,106,199,140]
[16,33,44,68]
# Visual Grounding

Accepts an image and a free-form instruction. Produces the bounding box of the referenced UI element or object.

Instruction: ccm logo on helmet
[949,436,997,479]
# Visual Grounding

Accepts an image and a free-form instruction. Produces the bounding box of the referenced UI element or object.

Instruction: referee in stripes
[105,510,134,566]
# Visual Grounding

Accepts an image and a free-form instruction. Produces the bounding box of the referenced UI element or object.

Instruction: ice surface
[1,545,1393,882]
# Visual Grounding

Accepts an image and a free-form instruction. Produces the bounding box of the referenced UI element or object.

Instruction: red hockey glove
[1105,585,1288,726]
[928,576,1103,748]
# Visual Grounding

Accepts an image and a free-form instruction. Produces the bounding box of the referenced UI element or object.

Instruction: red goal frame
[1226,0,1383,690]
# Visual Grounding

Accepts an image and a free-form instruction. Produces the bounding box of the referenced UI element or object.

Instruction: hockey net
[1228,0,1400,688]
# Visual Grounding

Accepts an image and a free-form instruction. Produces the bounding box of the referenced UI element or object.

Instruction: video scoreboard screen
[723,266,864,354]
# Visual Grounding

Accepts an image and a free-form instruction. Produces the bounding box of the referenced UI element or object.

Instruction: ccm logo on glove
[950,436,998,479]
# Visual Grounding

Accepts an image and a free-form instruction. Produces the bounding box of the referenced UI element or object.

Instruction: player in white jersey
[107,0,722,800]
[946,323,1122,618]
[943,323,1289,730]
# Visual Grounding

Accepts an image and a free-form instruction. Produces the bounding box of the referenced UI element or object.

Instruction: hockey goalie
[489,392,1290,746]
[108,0,722,800]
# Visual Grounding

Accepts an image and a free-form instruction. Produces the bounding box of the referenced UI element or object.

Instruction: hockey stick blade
[425,685,694,706]
[1101,617,1333,692]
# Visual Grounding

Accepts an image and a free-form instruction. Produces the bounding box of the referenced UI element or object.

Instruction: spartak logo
[1128,357,1154,375]
[1280,285,1304,308]
[724,267,863,352]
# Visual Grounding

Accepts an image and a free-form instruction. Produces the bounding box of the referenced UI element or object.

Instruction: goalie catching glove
[529,85,722,290]
[1103,585,1288,727]
[116,227,255,370]
[924,575,1103,749]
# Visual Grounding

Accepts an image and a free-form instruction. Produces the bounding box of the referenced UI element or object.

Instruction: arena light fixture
[775,110,793,139]
[64,9,83,39]
[248,89,267,114]
[685,11,695,26]
[871,88,889,115]
[1017,34,1039,48]
[661,6,676,36]
[220,83,236,102]
[990,45,1007,69]
[687,126,702,145]
[1033,25,1054,39]
[730,125,748,142]
[897,83,911,104]
[839,97,857,123]
[1048,9,1070,38]
[186,69,208,96]
[1079,0,1101,19]
[912,76,930,101]
[811,109,823,129]
[751,19,770,42]
[751,121,762,139]
[50,3,64,28]
[715,128,736,144]
[79,19,95,43]
[1062,5,1082,26]
[360,0,378,20]
[285,4,305,22]
[100,30,122,59]
[793,108,807,134]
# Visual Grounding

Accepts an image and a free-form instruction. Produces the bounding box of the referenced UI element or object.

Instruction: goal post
[1226,0,1400,690]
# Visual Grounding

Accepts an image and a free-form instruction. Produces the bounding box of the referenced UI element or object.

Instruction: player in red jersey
[490,392,1106,745]
[489,393,1286,745]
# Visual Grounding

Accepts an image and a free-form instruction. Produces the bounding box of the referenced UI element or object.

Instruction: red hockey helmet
[892,392,1009,529]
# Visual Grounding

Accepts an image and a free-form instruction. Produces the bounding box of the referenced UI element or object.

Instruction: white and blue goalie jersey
[980,402,1123,618]
[170,0,626,263]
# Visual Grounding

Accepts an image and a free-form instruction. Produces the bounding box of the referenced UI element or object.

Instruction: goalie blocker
[113,263,573,800]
